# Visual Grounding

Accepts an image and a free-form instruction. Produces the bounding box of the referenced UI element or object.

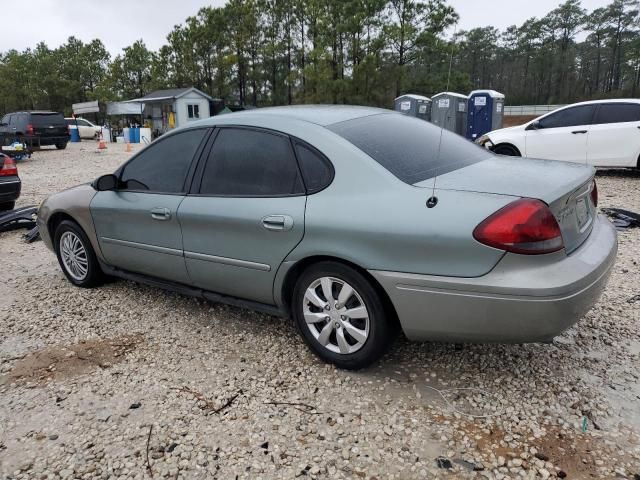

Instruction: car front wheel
[55,142,68,150]
[54,220,104,288]
[293,261,394,370]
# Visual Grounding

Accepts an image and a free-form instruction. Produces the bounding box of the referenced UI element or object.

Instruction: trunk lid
[416,157,597,253]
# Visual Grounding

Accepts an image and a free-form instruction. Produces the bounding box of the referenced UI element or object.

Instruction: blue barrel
[133,127,140,143]
[69,126,81,142]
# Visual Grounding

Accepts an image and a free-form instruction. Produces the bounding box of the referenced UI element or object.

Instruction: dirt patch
[503,115,537,127]
[0,335,142,386]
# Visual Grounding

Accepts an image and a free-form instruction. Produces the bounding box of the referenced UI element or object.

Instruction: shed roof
[131,87,216,102]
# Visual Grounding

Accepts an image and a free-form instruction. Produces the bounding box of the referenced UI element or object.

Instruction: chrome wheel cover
[60,231,88,281]
[303,276,370,354]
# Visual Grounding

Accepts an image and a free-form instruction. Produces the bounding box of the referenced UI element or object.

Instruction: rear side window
[538,105,595,129]
[31,113,65,126]
[328,113,490,184]
[120,128,208,193]
[295,143,333,193]
[593,103,640,124]
[199,128,304,196]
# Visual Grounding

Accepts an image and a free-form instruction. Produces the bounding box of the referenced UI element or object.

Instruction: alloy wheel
[60,231,89,281]
[302,276,370,354]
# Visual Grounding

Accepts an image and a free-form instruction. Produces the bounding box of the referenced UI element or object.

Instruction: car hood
[415,156,594,204]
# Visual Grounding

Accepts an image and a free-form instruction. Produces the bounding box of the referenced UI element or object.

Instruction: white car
[477,99,640,168]
[64,118,102,140]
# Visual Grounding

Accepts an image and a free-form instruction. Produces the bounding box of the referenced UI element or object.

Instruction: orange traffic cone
[98,134,107,150]
[126,142,132,153]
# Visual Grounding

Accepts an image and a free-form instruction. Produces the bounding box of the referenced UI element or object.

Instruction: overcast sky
[2,0,612,56]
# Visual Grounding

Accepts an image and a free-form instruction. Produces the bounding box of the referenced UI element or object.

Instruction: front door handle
[262,215,294,231]
[571,130,588,134]
[150,207,171,221]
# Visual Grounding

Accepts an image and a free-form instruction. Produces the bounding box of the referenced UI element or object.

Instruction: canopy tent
[106,102,145,116]
[72,100,100,115]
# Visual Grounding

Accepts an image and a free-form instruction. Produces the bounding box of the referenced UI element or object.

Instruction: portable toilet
[431,92,468,136]
[394,94,432,121]
[466,90,505,140]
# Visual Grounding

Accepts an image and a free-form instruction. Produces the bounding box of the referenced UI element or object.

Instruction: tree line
[0,0,638,115]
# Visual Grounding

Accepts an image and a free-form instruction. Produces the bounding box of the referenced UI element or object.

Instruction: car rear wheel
[55,142,68,150]
[493,144,520,156]
[292,261,394,370]
[54,220,104,288]
[0,201,15,211]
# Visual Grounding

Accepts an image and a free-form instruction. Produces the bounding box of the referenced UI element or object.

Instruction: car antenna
[428,21,458,209]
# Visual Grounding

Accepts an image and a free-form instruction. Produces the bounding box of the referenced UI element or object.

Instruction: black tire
[55,142,68,150]
[54,220,104,288]
[292,261,394,370]
[493,144,520,156]
[0,201,15,211]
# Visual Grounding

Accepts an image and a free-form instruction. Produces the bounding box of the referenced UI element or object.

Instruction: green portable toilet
[431,92,468,136]
[394,94,432,121]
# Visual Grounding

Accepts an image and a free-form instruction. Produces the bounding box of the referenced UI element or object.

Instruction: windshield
[31,113,66,126]
[328,113,492,184]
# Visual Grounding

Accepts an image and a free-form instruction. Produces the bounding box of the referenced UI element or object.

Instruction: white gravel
[1,142,639,479]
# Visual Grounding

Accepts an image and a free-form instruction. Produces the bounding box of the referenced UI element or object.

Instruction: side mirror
[93,174,118,191]
[526,120,541,131]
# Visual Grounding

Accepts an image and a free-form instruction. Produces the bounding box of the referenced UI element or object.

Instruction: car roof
[196,105,391,127]
[8,111,61,114]
[562,99,640,107]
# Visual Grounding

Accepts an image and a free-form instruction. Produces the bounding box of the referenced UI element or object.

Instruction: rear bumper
[0,176,21,203]
[370,214,618,343]
[24,135,69,146]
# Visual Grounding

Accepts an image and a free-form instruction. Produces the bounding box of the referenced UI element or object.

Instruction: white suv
[64,118,102,140]
[477,99,640,168]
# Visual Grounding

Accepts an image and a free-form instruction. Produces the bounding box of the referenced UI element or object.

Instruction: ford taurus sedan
[37,106,618,369]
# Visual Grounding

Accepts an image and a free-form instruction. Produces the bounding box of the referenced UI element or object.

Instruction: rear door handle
[571,130,588,134]
[262,215,294,231]
[150,207,171,221]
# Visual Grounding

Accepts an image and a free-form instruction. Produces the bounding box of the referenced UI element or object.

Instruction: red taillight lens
[26,123,34,135]
[590,179,598,207]
[0,155,18,176]
[473,198,564,255]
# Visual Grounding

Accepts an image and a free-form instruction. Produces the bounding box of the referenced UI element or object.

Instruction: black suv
[0,111,69,149]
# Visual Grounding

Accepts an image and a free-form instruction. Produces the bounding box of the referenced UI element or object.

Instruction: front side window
[538,105,595,129]
[120,128,207,193]
[328,113,490,184]
[593,103,640,125]
[199,128,304,196]
[187,104,200,119]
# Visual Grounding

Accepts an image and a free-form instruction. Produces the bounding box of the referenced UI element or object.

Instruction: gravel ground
[1,142,639,480]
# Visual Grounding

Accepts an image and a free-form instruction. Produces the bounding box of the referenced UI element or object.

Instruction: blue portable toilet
[466,90,505,140]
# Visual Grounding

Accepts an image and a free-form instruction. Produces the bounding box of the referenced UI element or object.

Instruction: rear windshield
[31,113,65,126]
[328,113,491,184]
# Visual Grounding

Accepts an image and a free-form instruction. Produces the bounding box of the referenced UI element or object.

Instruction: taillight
[0,155,18,176]
[590,179,598,207]
[473,198,564,255]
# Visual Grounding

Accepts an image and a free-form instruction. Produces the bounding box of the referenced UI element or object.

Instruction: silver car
[37,106,618,369]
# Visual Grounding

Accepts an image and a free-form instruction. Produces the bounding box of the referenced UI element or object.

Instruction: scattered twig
[172,386,242,414]
[145,425,153,477]
[213,390,243,414]
[264,401,322,415]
